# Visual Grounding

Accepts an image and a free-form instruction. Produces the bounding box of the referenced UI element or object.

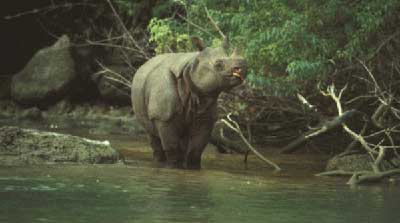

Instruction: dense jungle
[1,0,400,222]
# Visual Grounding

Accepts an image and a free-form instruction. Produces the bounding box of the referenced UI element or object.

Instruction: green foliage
[148,18,192,54]
[146,0,400,95]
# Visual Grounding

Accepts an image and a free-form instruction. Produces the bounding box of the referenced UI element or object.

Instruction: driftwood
[315,83,400,185]
[316,169,400,185]
[209,126,247,154]
[280,110,357,154]
[346,169,400,185]
[338,122,367,157]
[221,113,282,172]
[315,170,368,177]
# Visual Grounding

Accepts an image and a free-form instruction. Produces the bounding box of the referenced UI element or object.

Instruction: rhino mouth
[231,67,243,81]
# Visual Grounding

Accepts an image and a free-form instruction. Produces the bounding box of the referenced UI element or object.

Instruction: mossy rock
[11,35,76,107]
[0,126,120,165]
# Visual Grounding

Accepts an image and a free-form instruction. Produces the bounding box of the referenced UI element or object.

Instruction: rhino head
[187,38,247,95]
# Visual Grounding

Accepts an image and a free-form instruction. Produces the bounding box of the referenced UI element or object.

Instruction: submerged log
[346,169,400,185]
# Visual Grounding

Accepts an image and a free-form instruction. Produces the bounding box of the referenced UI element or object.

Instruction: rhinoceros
[131,38,247,169]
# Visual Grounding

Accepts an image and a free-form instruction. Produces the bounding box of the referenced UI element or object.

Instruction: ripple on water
[0,177,31,181]
[2,184,60,192]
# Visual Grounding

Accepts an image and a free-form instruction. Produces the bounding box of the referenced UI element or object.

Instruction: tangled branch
[221,113,282,172]
[317,83,400,185]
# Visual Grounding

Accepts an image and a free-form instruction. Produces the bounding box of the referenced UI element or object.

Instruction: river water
[1,129,399,223]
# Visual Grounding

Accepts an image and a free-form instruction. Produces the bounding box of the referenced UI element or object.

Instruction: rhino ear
[191,37,205,51]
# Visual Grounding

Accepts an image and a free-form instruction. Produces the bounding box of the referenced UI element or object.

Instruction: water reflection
[136,170,214,223]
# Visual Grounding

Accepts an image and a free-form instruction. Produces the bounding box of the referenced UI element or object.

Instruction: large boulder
[11,35,76,107]
[0,76,11,99]
[0,126,120,165]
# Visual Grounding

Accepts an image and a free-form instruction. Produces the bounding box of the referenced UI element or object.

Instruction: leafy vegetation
[142,0,400,95]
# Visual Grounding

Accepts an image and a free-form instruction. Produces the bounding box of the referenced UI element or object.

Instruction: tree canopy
[133,0,400,95]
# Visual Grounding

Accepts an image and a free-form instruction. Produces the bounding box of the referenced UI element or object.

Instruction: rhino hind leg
[149,135,166,162]
[155,121,183,168]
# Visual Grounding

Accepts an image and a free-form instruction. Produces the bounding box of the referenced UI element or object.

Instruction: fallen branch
[221,113,282,172]
[347,169,400,186]
[339,122,367,156]
[209,126,246,154]
[280,110,357,154]
[371,102,390,129]
[315,170,369,177]
[321,84,380,160]
[316,169,400,185]
[297,93,317,111]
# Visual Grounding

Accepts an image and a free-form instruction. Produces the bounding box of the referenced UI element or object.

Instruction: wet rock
[326,154,373,172]
[11,35,76,107]
[0,126,120,165]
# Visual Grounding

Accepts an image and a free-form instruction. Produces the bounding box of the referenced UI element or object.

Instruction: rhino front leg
[155,121,183,168]
[185,122,214,169]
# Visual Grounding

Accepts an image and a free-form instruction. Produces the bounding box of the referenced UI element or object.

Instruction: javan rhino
[131,38,247,169]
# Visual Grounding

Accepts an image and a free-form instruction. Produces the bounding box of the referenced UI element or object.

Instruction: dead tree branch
[346,169,400,186]
[105,0,150,59]
[321,84,379,157]
[209,124,247,154]
[221,113,282,172]
[316,83,400,185]
[94,61,132,98]
[204,6,226,40]
[281,110,356,154]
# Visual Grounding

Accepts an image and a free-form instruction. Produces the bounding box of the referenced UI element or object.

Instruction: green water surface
[0,127,399,223]
[1,163,399,223]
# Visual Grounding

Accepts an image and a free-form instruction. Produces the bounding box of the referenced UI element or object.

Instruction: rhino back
[131,52,197,124]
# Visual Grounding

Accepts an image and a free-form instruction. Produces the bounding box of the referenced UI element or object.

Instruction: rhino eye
[214,60,225,71]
